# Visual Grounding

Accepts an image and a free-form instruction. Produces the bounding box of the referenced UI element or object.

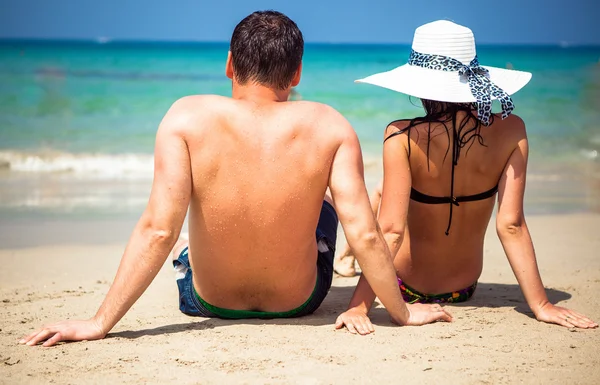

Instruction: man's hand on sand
[534,303,598,329]
[335,303,453,335]
[335,308,375,335]
[19,319,106,347]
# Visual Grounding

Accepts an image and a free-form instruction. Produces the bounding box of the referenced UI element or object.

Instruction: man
[21,11,451,347]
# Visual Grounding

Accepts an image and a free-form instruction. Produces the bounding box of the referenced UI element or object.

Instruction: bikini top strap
[455,184,499,203]
[445,115,460,236]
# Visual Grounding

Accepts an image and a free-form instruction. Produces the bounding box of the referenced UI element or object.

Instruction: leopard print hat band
[408,50,514,126]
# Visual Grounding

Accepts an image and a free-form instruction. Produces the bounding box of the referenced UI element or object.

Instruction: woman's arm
[496,119,597,329]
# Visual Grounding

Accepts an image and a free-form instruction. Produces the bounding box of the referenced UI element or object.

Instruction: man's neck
[232,82,291,104]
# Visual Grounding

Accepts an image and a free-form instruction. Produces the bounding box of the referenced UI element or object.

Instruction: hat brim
[355,64,532,103]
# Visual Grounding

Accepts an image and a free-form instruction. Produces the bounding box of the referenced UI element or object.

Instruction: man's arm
[336,125,411,320]
[20,99,194,347]
[327,112,451,334]
[496,121,597,329]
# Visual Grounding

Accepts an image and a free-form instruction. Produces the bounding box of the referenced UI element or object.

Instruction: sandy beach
[1,3,599,384]
[1,213,599,384]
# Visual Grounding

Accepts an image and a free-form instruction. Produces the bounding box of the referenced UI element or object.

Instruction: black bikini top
[384,120,498,235]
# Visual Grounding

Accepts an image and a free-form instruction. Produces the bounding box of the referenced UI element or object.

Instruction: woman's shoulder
[384,118,415,140]
[387,118,414,131]
[491,113,527,138]
[497,113,525,127]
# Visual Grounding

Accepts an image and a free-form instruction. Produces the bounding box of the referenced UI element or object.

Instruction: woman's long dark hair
[390,99,494,169]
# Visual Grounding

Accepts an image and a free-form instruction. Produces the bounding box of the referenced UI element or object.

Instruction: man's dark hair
[230,10,304,90]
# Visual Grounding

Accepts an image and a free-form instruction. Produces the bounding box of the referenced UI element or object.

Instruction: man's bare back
[20,10,452,347]
[182,95,346,311]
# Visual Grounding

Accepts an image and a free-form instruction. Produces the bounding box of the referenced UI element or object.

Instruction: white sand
[1,214,599,384]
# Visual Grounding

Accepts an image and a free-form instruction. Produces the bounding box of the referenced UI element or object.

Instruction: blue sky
[1,0,598,45]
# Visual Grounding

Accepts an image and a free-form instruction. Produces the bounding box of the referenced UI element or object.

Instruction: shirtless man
[20,11,451,347]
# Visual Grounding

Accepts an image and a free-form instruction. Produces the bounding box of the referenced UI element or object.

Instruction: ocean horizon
[0,40,599,217]
[2,38,600,46]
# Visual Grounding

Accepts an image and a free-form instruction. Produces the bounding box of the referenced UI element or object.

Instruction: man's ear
[225,51,234,80]
[291,62,302,87]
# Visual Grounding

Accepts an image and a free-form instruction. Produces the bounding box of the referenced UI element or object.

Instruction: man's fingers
[355,323,366,335]
[42,332,63,347]
[336,313,376,334]
[20,329,43,344]
[355,318,365,334]
[345,321,358,335]
[26,329,54,346]
[366,319,375,333]
[356,318,372,335]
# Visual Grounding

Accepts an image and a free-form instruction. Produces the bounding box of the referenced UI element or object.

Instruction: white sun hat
[355,20,532,124]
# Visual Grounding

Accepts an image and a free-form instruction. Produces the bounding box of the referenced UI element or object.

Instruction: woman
[335,20,597,334]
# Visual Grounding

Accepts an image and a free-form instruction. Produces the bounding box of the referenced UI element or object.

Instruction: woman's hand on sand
[401,303,453,326]
[534,303,598,329]
[335,309,375,335]
[19,318,106,347]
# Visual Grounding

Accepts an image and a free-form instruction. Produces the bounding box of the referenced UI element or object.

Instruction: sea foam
[0,150,154,179]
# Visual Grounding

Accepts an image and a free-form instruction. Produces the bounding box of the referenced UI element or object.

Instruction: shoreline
[1,154,598,249]
[1,133,598,218]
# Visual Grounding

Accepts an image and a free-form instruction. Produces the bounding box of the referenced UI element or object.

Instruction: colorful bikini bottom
[398,278,477,304]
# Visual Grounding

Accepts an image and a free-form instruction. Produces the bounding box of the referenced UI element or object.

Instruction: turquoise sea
[0,41,599,217]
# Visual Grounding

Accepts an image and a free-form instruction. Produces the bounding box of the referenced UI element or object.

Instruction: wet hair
[230,10,304,90]
[390,99,494,169]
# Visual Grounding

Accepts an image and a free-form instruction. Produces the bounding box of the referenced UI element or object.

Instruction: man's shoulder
[160,95,232,133]
[290,101,352,133]
[291,100,342,116]
[169,94,232,115]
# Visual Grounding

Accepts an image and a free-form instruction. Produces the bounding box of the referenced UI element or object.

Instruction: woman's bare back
[389,112,526,293]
